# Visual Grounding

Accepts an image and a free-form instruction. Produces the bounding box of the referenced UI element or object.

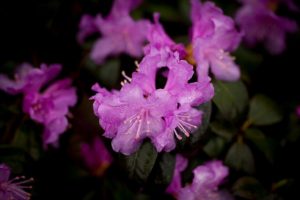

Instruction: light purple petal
[77,14,98,44]
[43,117,68,145]
[80,137,112,175]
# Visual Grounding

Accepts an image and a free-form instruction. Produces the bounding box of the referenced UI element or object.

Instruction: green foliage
[189,101,212,145]
[233,177,267,199]
[248,95,283,126]
[225,141,255,174]
[213,80,249,120]
[151,153,176,186]
[204,136,227,157]
[124,141,158,183]
[245,128,275,163]
[210,121,236,140]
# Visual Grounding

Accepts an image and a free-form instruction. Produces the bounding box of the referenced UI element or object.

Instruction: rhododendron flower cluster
[236,0,298,54]
[190,0,243,81]
[78,0,150,64]
[91,13,214,155]
[167,155,232,200]
[0,164,33,200]
[0,63,77,147]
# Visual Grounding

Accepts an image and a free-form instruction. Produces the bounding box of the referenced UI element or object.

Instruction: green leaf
[233,177,267,199]
[146,4,182,22]
[12,126,42,160]
[0,146,29,173]
[210,121,237,140]
[151,153,176,186]
[97,59,120,87]
[225,141,255,173]
[189,101,212,145]
[248,95,283,126]
[124,141,158,183]
[213,80,249,120]
[204,136,227,157]
[245,128,275,163]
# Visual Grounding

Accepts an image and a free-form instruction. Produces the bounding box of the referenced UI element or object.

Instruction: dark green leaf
[233,177,267,199]
[204,136,227,157]
[124,141,158,182]
[12,126,42,160]
[248,95,283,126]
[189,101,212,145]
[210,121,237,140]
[146,4,182,22]
[225,141,255,173]
[213,80,248,120]
[152,153,176,186]
[286,115,300,143]
[245,128,275,163]
[0,146,29,173]
[97,59,120,87]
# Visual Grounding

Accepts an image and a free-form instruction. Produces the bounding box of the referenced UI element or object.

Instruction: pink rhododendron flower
[0,164,33,200]
[80,137,113,176]
[190,0,242,81]
[236,0,298,54]
[0,63,61,95]
[0,63,77,147]
[91,23,214,154]
[167,157,232,200]
[23,79,77,146]
[78,0,150,64]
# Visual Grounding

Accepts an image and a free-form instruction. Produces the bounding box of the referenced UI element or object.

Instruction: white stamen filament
[121,71,132,82]
[123,110,151,140]
[173,113,198,140]
[4,176,33,200]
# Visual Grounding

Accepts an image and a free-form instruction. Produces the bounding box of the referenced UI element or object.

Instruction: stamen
[134,61,140,69]
[121,71,132,82]
[4,176,33,200]
[178,123,190,137]
[174,129,182,140]
[178,119,197,129]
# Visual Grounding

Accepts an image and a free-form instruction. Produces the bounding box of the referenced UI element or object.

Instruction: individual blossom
[91,19,214,154]
[23,79,77,146]
[167,157,233,200]
[77,0,150,64]
[0,63,61,95]
[0,63,77,147]
[0,164,33,200]
[236,0,298,54]
[190,0,242,81]
[80,136,113,176]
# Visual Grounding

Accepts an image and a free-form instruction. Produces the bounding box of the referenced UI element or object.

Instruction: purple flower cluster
[0,164,33,200]
[80,136,113,176]
[78,0,150,64]
[166,155,232,200]
[190,0,242,81]
[0,63,77,147]
[236,0,298,54]
[91,13,214,155]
